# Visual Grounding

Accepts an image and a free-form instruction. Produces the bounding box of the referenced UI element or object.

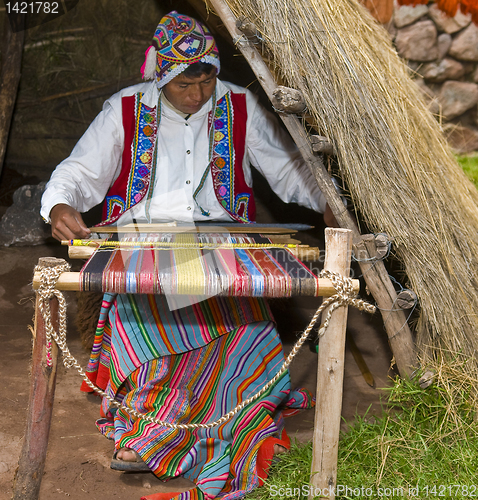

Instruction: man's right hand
[50,204,91,241]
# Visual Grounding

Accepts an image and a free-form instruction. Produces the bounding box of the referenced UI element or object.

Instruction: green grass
[247,362,478,499]
[457,154,478,188]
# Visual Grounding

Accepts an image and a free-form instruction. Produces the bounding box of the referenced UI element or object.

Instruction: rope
[34,263,375,430]
[34,262,71,367]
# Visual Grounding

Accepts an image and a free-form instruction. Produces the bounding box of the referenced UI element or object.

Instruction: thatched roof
[212,0,478,384]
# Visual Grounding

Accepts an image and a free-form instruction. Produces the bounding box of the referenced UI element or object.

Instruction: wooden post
[203,0,417,377]
[309,228,353,500]
[13,258,65,500]
[0,15,25,176]
[353,235,416,376]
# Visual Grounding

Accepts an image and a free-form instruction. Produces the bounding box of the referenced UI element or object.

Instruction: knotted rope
[34,263,375,430]
[34,261,71,367]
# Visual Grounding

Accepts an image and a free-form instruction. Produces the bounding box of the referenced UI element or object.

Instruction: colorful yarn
[78,232,319,297]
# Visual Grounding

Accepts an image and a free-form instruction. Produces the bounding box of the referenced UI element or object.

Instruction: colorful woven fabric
[80,293,273,393]
[94,320,313,499]
[79,233,319,297]
[151,11,220,88]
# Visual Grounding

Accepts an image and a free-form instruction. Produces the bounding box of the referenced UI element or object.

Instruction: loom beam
[64,239,323,262]
[13,258,62,500]
[206,0,417,378]
[31,271,360,296]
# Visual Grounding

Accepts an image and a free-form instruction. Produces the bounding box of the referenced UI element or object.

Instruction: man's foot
[111,447,150,471]
[116,447,143,462]
[273,444,287,455]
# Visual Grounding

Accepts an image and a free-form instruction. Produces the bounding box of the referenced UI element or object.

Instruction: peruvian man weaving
[41,11,334,500]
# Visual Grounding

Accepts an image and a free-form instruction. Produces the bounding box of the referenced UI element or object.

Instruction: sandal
[110,447,150,472]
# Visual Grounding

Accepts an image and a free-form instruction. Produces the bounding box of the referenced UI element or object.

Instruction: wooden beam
[32,270,359,296]
[66,242,323,262]
[0,15,25,176]
[206,0,417,378]
[87,223,307,234]
[309,228,353,499]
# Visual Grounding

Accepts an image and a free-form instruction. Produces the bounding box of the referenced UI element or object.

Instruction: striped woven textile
[80,293,274,393]
[78,232,319,296]
[95,321,313,500]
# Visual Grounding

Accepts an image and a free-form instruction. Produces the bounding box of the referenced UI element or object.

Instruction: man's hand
[323,203,340,228]
[50,203,91,241]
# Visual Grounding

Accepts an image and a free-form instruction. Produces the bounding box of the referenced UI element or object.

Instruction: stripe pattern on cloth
[95,321,312,499]
[80,293,273,393]
[79,233,319,297]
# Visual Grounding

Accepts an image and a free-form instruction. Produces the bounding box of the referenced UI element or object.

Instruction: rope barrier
[34,263,375,430]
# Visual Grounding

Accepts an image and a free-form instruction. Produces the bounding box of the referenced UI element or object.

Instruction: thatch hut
[3,0,478,386]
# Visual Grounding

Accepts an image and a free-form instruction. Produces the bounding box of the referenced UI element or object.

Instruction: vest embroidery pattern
[210,93,252,222]
[102,93,157,224]
[99,88,255,226]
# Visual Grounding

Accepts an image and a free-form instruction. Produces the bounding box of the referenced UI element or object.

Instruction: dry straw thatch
[217,0,478,378]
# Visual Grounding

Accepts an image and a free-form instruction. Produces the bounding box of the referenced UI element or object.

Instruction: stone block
[438,81,478,120]
[0,183,50,246]
[428,4,471,34]
[443,124,478,154]
[437,33,452,60]
[396,20,438,61]
[419,58,465,82]
[449,23,478,61]
[393,4,428,28]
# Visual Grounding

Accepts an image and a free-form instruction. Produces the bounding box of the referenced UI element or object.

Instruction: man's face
[163,70,217,115]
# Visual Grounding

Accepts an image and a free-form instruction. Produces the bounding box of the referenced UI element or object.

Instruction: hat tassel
[141,46,157,80]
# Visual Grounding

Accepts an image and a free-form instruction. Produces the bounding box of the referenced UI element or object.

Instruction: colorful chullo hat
[141,11,220,88]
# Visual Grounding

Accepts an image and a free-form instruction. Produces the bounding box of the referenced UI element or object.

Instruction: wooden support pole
[205,0,417,377]
[13,258,64,500]
[0,15,25,176]
[353,235,416,376]
[309,228,353,500]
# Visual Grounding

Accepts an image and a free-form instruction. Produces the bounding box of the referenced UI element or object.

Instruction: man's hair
[182,62,217,78]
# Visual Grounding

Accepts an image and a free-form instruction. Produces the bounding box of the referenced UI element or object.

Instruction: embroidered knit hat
[141,11,220,88]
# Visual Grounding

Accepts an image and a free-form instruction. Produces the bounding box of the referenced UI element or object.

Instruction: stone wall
[387,2,478,153]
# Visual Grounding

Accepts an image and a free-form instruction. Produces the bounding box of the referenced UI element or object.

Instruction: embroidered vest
[98,90,256,226]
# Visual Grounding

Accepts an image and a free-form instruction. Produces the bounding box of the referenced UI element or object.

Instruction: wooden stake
[0,15,25,176]
[13,258,64,500]
[353,235,416,376]
[203,0,417,377]
[309,228,353,500]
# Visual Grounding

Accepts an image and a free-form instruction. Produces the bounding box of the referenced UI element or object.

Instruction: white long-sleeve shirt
[41,79,327,223]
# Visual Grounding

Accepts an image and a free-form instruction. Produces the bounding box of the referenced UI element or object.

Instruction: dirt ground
[0,242,394,500]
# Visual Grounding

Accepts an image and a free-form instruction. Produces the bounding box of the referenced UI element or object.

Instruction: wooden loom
[16,226,359,500]
[34,227,358,297]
